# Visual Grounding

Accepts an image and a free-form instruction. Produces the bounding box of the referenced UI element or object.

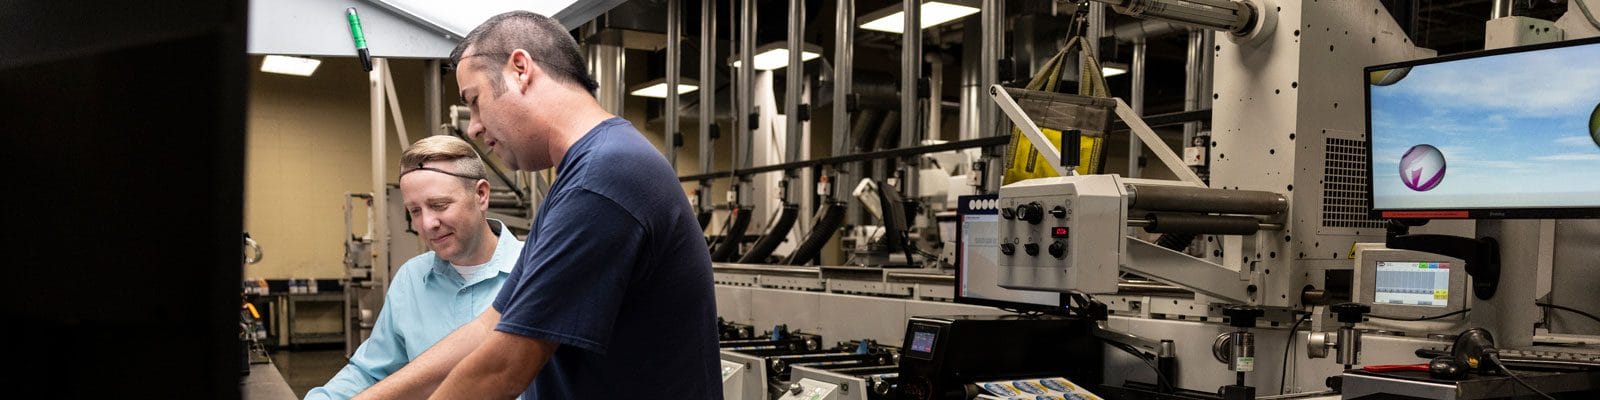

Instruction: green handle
[346,7,368,49]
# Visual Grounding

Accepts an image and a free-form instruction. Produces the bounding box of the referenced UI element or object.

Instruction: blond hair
[400,135,487,185]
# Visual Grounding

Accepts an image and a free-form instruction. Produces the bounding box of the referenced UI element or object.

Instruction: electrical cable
[1109,340,1175,391]
[1537,302,1600,326]
[1487,353,1558,400]
[1573,0,1600,31]
[1280,312,1311,394]
[1367,308,1471,321]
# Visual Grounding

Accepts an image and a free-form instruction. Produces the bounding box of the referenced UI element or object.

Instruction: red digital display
[1051,227,1069,238]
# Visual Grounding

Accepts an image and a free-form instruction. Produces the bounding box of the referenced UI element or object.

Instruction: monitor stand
[1386,219,1546,349]
[1471,220,1546,348]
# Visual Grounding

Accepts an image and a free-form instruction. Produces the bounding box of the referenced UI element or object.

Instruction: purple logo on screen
[1399,144,1447,191]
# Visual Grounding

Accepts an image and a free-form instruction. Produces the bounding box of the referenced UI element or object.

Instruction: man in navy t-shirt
[354,10,718,400]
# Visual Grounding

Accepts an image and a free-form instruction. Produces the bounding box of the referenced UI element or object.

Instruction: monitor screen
[1373,261,1452,307]
[1366,37,1600,219]
[954,195,1062,312]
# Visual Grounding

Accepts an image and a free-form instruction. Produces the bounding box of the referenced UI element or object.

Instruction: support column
[667,0,682,171]
[369,58,389,294]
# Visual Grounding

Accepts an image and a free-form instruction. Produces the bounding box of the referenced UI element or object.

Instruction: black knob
[1049,241,1066,259]
[1000,243,1016,256]
[1017,202,1044,224]
[1331,303,1371,324]
[1024,243,1040,256]
[1050,206,1067,218]
[1224,306,1264,328]
[1000,207,1016,220]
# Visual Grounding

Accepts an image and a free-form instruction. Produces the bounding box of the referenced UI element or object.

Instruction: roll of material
[1129,185,1287,215]
[1142,213,1261,235]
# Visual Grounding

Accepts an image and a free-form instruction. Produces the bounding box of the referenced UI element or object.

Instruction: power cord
[1537,302,1600,326]
[1367,308,1470,321]
[1280,312,1312,394]
[1108,340,1175,391]
[1486,352,1558,400]
[1574,0,1600,31]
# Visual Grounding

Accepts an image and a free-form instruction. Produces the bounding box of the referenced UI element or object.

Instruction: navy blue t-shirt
[492,117,719,399]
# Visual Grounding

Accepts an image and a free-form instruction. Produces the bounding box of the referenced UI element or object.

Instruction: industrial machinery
[896,315,1104,400]
[694,0,1600,399]
[720,322,902,400]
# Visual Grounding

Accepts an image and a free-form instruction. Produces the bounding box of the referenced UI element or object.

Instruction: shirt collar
[487,218,518,275]
[428,218,518,283]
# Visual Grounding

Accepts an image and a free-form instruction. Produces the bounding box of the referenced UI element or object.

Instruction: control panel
[775,378,840,400]
[996,175,1125,294]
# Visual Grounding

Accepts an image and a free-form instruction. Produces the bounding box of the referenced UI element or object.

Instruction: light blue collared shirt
[305,219,523,400]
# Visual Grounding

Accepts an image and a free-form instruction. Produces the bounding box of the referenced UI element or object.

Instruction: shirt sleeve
[493,188,644,354]
[305,269,415,399]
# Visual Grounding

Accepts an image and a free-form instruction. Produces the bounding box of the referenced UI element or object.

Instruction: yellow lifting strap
[1002,35,1113,185]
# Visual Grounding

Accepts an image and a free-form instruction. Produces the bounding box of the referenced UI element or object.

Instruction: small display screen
[1374,261,1451,307]
[1051,227,1069,238]
[911,331,937,353]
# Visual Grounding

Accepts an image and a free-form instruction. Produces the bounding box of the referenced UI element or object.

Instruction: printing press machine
[721,321,902,400]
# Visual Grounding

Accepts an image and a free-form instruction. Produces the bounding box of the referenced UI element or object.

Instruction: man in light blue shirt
[306,135,524,400]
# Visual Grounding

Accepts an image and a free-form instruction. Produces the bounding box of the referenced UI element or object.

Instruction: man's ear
[508,49,539,94]
[475,179,492,211]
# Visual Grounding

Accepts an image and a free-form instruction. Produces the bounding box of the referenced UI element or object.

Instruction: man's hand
[354,308,501,400]
[429,332,558,399]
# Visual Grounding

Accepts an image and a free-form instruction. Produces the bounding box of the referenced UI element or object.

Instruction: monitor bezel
[952,194,1068,314]
[1364,35,1600,220]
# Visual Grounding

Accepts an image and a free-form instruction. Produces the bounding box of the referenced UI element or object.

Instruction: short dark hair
[449,11,599,97]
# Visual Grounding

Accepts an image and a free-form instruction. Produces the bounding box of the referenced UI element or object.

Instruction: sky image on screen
[1370,41,1600,210]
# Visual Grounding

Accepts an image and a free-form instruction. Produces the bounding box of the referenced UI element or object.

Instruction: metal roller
[1127,184,1287,215]
[1096,0,1256,35]
[1142,213,1261,235]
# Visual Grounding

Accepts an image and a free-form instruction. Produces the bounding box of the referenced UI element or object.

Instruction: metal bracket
[1122,236,1253,304]
[1113,98,1206,186]
[989,84,1072,177]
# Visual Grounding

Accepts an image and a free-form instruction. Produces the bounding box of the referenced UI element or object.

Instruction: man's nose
[466,119,485,141]
[419,211,442,231]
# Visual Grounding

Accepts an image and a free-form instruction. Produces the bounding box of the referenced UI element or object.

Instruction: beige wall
[245,57,455,280]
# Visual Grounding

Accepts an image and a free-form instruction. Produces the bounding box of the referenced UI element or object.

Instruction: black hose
[786,201,848,265]
[710,207,752,262]
[851,109,886,153]
[873,111,901,151]
[739,205,801,263]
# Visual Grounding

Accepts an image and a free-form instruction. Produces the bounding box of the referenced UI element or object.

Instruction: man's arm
[308,269,416,399]
[428,331,559,400]
[353,307,500,400]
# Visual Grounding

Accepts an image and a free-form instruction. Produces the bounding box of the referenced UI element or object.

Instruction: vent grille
[1323,138,1386,229]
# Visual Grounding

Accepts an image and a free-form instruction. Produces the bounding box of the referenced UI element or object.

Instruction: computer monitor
[954,194,1065,313]
[1365,36,1600,219]
[1353,245,1468,319]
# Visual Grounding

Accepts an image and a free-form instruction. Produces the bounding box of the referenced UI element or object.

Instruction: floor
[270,347,347,398]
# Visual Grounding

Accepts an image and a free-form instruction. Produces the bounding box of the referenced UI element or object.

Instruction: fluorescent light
[1102,65,1128,77]
[629,82,700,98]
[731,48,822,71]
[260,55,321,77]
[859,2,981,34]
